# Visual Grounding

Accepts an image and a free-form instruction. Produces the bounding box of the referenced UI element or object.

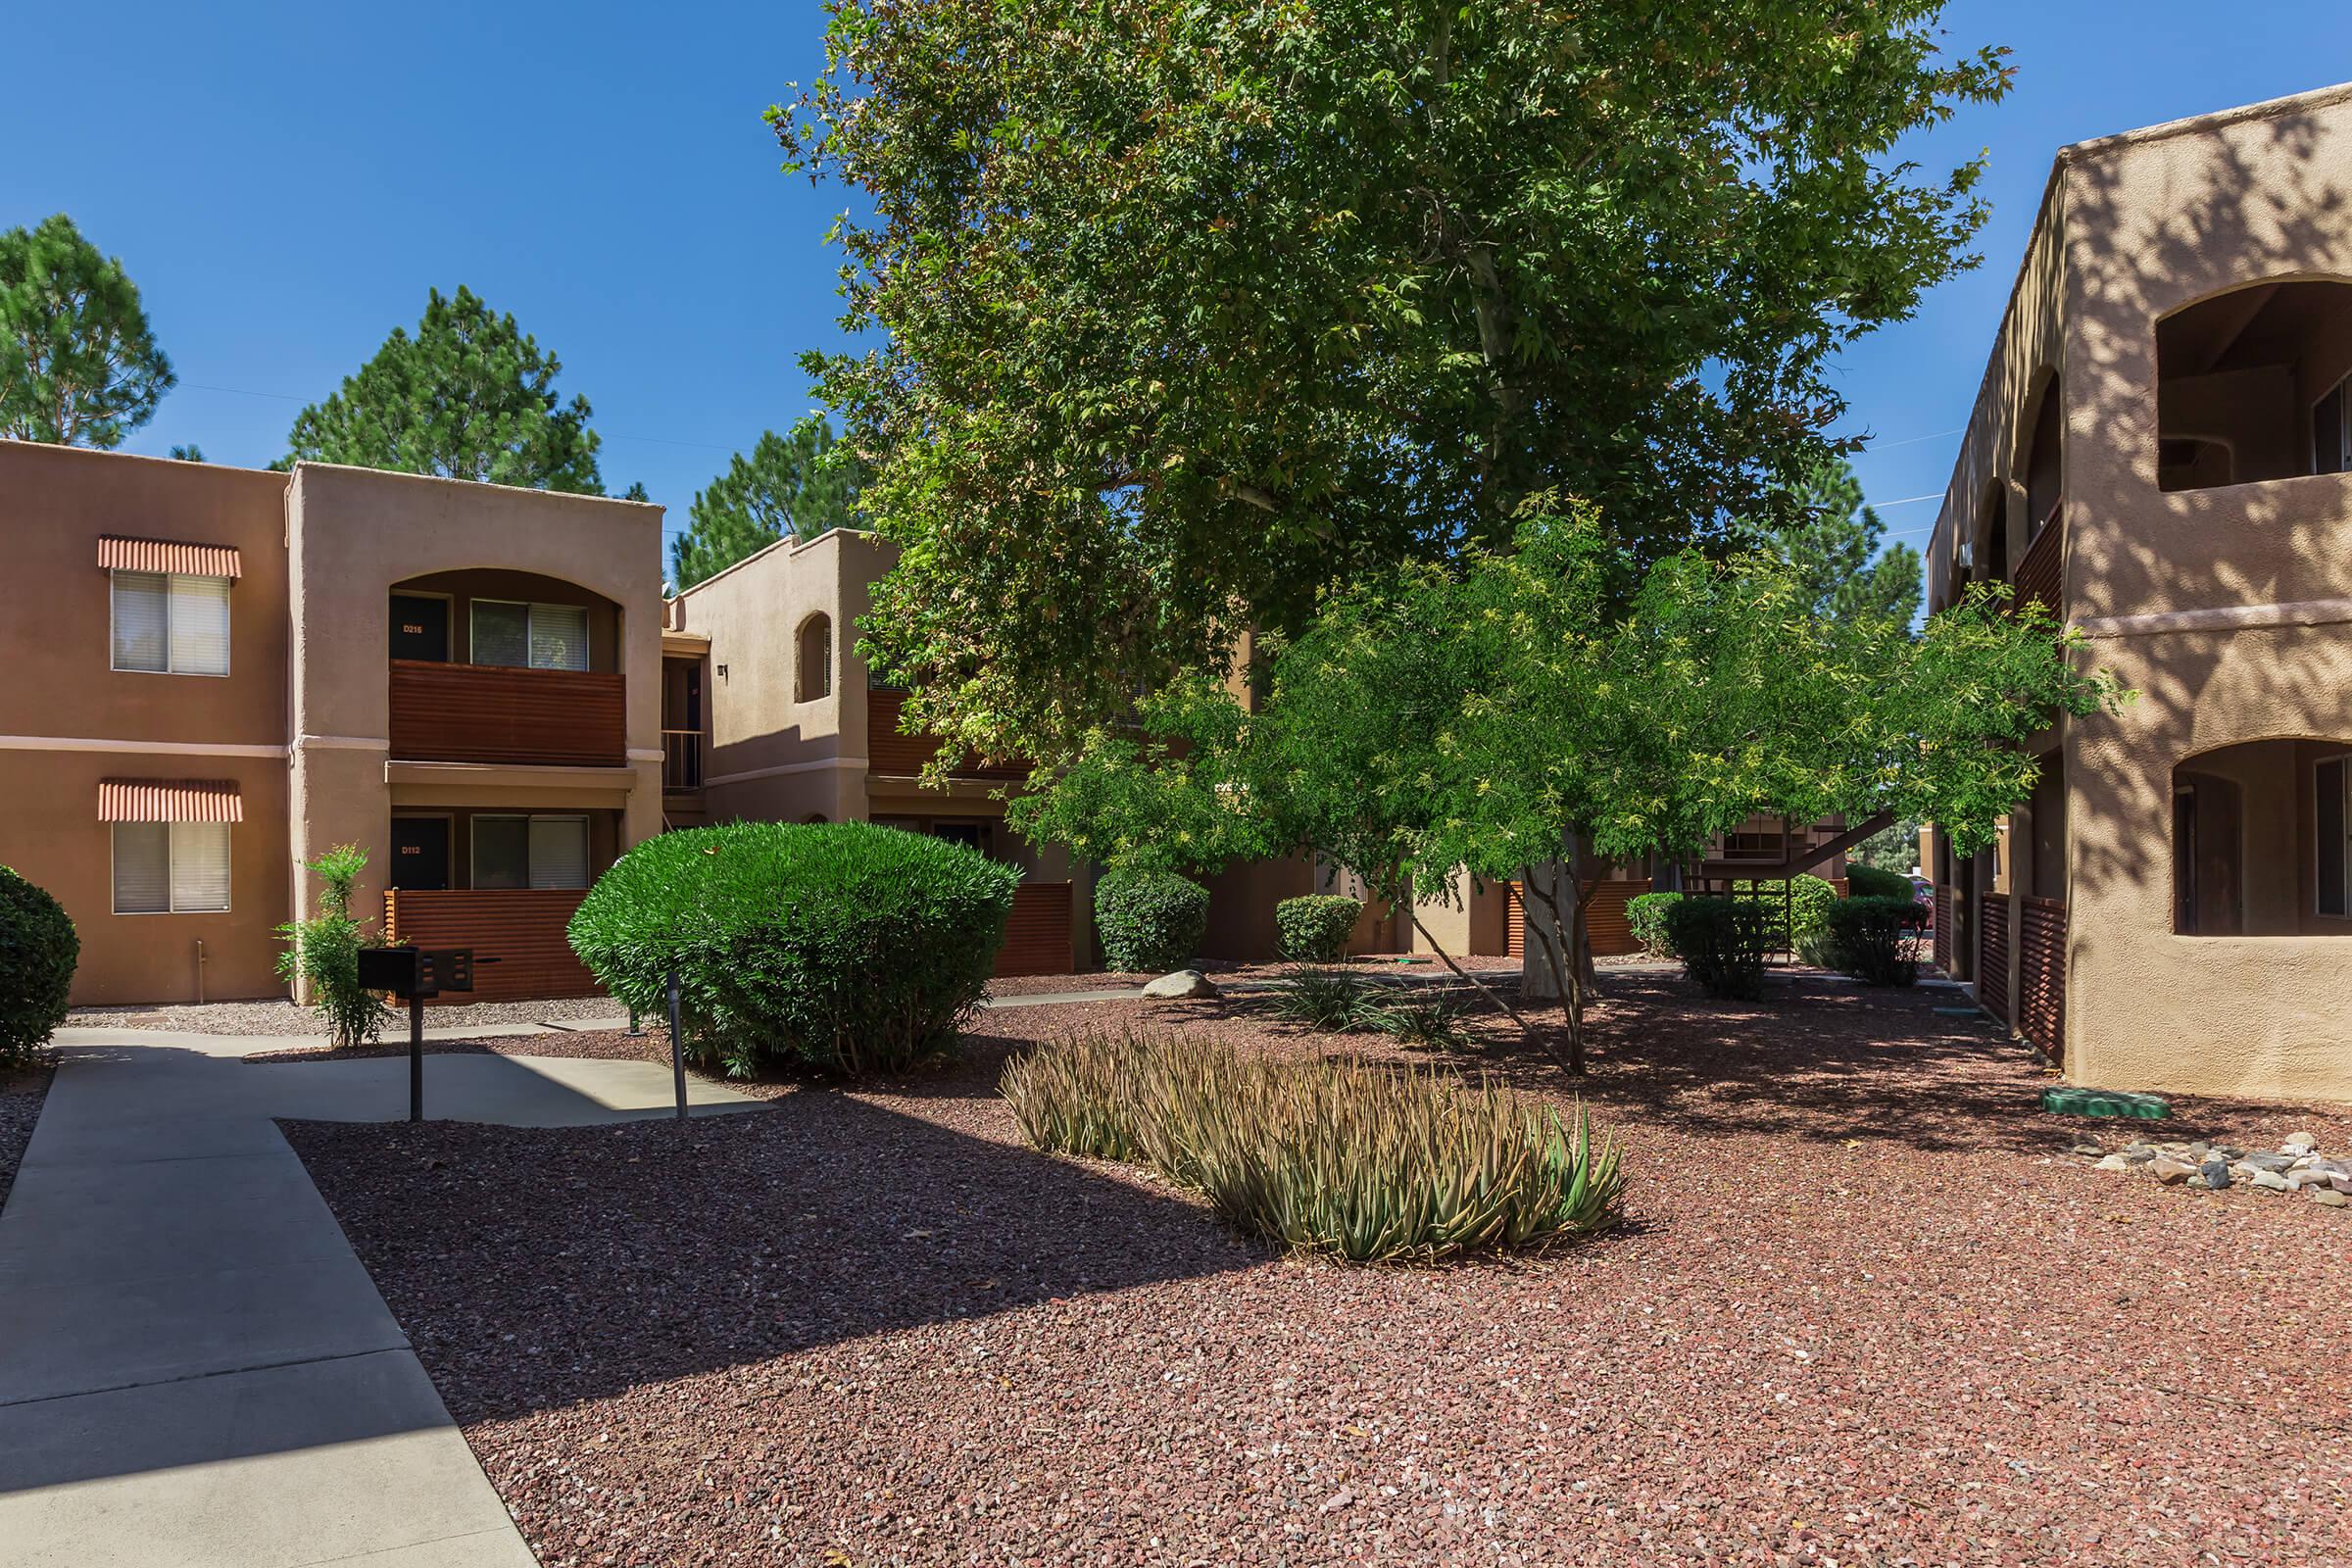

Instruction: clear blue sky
[6,0,2348,564]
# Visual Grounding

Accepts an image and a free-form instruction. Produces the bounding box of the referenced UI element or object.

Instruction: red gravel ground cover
[984,953,1522,997]
[282,972,2352,1568]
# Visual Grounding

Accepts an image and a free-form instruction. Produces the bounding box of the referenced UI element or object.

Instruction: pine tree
[668,416,867,588]
[0,214,175,448]
[1753,454,1924,627]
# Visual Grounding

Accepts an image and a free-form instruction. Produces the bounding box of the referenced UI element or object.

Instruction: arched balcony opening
[2156,279,2352,492]
[2172,738,2352,936]
[387,568,625,767]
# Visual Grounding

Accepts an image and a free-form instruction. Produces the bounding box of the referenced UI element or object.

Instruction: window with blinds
[528,816,590,889]
[112,821,230,912]
[470,600,590,671]
[470,814,590,890]
[112,571,231,675]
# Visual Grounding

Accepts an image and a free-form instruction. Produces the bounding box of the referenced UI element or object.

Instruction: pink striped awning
[97,536,243,579]
[97,779,244,824]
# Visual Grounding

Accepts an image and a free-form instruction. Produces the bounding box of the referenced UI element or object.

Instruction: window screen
[2322,758,2349,918]
[528,816,590,889]
[473,816,532,889]
[471,603,531,667]
[528,604,590,672]
[171,822,231,911]
[112,822,171,912]
[111,572,170,672]
[168,574,231,676]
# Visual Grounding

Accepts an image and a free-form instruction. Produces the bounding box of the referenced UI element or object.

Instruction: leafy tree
[1750,453,1923,625]
[778,0,2010,762]
[0,214,175,448]
[280,286,602,492]
[169,443,205,463]
[668,416,868,589]
[1016,509,2119,1072]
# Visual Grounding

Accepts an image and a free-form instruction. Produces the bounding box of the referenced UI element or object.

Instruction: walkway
[0,1025,765,1568]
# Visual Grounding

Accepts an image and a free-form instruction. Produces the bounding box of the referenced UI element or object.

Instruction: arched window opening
[2173,739,2352,936]
[1971,484,2010,585]
[796,614,833,702]
[2019,373,2063,536]
[2156,279,2352,492]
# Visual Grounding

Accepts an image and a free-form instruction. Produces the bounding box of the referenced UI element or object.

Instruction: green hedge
[1787,874,1839,965]
[1662,897,1774,1000]
[1274,894,1360,962]
[567,821,1019,1078]
[1823,896,1922,986]
[0,865,77,1065]
[1626,892,1682,957]
[1094,869,1210,971]
[1843,862,1915,902]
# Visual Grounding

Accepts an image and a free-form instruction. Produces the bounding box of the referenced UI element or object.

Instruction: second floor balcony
[388,575,627,767]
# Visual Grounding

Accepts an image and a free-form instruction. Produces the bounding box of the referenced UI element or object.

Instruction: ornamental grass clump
[568,820,1019,1078]
[1000,1028,1625,1263]
[1372,990,1480,1052]
[1266,964,1388,1033]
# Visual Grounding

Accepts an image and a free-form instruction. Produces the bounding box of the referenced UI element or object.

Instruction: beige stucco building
[1925,83,2352,1102]
[0,441,665,1004]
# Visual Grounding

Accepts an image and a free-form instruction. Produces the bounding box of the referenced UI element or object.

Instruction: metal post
[408,988,425,1123]
[666,966,687,1121]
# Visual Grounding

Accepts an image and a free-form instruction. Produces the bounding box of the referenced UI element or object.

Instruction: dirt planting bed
[284,970,2352,1567]
[0,1063,54,1210]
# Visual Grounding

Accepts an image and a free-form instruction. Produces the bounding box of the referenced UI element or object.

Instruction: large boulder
[1141,969,1219,1000]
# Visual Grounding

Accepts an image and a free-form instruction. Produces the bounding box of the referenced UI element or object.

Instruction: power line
[179,378,743,456]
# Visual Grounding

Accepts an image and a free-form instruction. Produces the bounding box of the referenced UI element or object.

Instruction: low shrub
[1823,896,1922,986]
[274,846,389,1050]
[1843,862,1915,902]
[1626,892,1682,958]
[1094,868,1211,972]
[1275,893,1361,962]
[1372,991,1480,1052]
[1001,1027,1626,1262]
[568,821,1019,1077]
[1662,897,1775,1001]
[1787,874,1840,966]
[1267,964,1388,1033]
[0,865,78,1065]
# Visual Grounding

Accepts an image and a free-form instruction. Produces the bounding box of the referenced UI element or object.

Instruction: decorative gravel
[0,1063,54,1211]
[986,954,1525,998]
[284,971,2352,1567]
[68,994,626,1037]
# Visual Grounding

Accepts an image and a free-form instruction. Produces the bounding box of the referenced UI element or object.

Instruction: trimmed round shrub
[1843,862,1915,902]
[1823,896,1923,986]
[1626,892,1682,958]
[1662,897,1774,1001]
[1786,874,1839,965]
[1275,894,1360,962]
[567,821,1020,1078]
[0,865,78,1065]
[1094,868,1210,972]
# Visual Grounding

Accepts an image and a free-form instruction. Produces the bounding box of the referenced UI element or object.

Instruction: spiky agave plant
[1266,965,1388,1033]
[998,1026,1152,1162]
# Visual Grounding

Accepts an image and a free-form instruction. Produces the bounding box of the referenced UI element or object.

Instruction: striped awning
[98,536,243,580]
[97,779,244,824]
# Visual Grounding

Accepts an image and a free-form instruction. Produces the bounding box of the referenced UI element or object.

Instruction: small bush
[1662,897,1775,1000]
[1843,862,1915,902]
[1823,896,1922,986]
[1787,874,1840,965]
[1275,893,1361,962]
[568,821,1019,1077]
[275,846,389,1050]
[1268,964,1388,1033]
[1626,892,1682,958]
[1373,991,1480,1052]
[0,865,78,1064]
[1002,1027,1626,1262]
[1094,868,1211,972]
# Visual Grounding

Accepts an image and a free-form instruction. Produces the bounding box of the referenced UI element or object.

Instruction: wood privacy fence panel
[1504,882,1525,960]
[1503,879,1646,960]
[1978,895,2012,1024]
[389,660,626,767]
[865,690,1028,780]
[994,882,1074,977]
[1934,888,1956,975]
[2018,896,2069,1064]
[384,888,598,1003]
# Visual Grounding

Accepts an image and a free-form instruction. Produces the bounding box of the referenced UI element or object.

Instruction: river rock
[2316,1189,2349,1208]
[2251,1169,2292,1192]
[2148,1156,2196,1184]
[2282,1131,2319,1153]
[2093,1153,2133,1173]
[2199,1160,2230,1190]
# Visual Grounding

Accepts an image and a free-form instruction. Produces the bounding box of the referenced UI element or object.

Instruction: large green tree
[668,416,868,588]
[281,286,602,492]
[0,214,175,448]
[1751,453,1924,625]
[779,0,2010,762]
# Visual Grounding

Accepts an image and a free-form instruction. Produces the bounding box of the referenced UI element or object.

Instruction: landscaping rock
[2092,1153,2133,1173]
[2251,1169,2292,1192]
[2240,1152,2295,1174]
[2316,1189,2349,1208]
[1141,969,1220,1000]
[2198,1160,2230,1190]
[2147,1156,2196,1184]
[2283,1131,2319,1153]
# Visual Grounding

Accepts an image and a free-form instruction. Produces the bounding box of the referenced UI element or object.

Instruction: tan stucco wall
[285,465,664,934]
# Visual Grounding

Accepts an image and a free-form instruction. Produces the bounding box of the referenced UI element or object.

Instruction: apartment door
[389,816,452,891]
[389,594,451,662]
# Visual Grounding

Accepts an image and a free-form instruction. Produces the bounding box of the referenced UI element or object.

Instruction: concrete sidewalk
[0,1029,765,1567]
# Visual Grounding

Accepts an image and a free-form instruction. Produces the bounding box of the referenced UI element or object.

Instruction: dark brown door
[390,816,451,891]
[390,595,450,662]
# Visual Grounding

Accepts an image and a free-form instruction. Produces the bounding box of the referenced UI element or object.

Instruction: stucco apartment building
[1924,82,2352,1102]
[0,440,666,1005]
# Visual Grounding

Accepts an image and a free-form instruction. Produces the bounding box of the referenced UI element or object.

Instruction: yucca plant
[1266,965,1389,1033]
[1371,991,1480,1052]
[1000,1028,1626,1263]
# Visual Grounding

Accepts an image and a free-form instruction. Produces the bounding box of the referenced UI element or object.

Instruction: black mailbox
[357,946,478,1000]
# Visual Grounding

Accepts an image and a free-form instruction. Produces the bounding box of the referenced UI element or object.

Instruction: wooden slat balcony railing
[1979,895,2013,1024]
[994,882,1074,977]
[382,887,598,1003]
[390,660,626,767]
[662,728,705,792]
[866,688,1028,780]
[2010,506,2064,619]
[2018,896,2068,1064]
